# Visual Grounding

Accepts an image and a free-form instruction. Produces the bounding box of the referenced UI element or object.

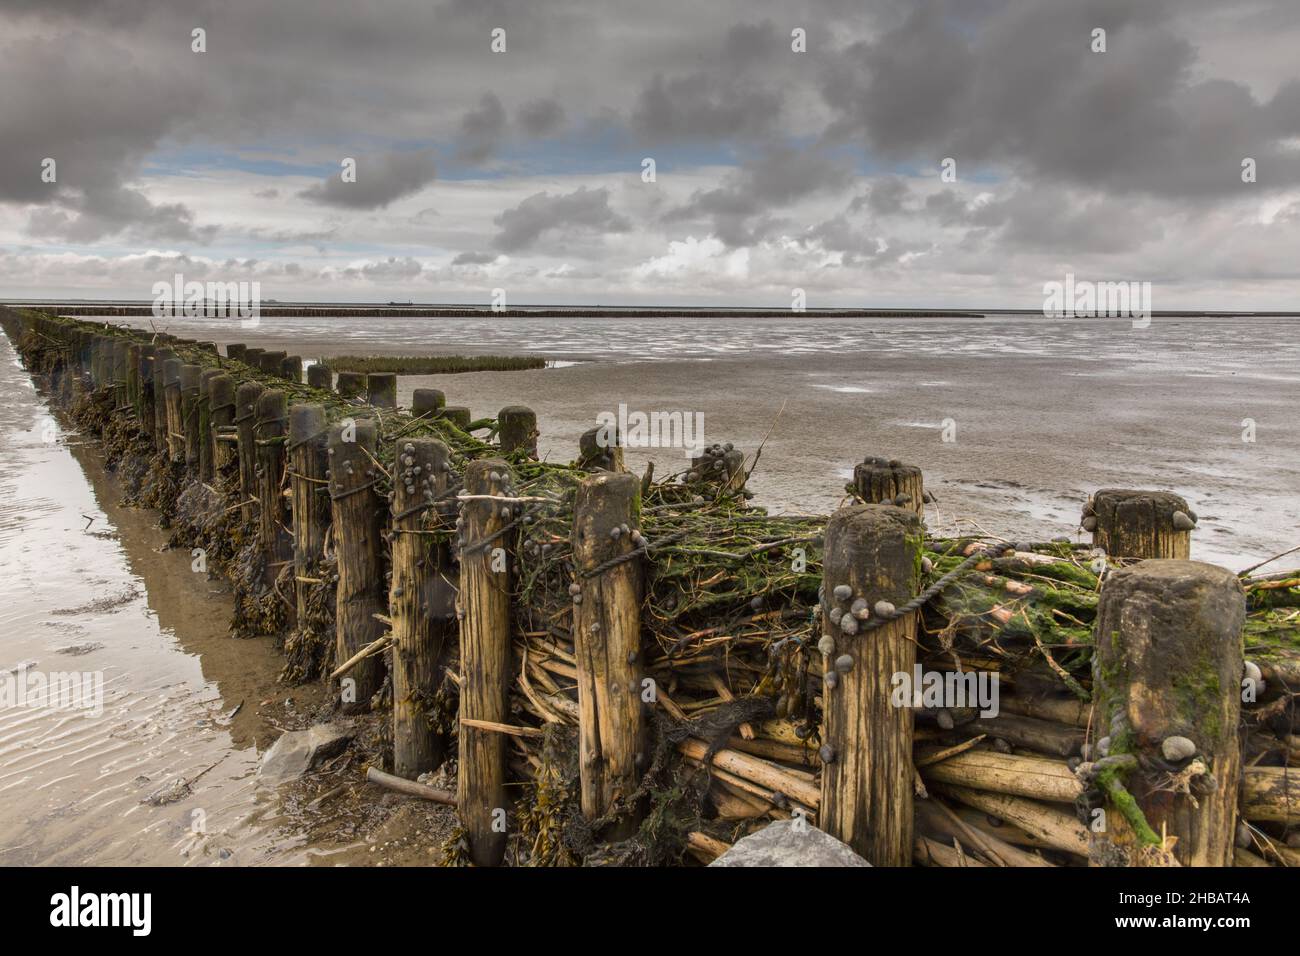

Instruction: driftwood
[365,766,455,805]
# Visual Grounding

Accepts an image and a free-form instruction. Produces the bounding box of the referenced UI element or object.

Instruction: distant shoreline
[9,303,983,319]
[6,301,1297,319]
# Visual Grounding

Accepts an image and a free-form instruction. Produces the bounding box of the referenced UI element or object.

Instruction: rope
[856,547,992,631]
[329,478,379,502]
[580,529,691,579]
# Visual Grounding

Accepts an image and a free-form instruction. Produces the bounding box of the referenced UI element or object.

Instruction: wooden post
[457,458,515,865]
[255,390,293,588]
[367,372,397,409]
[111,339,129,409]
[441,406,471,430]
[235,382,265,524]
[571,471,645,831]
[306,363,332,390]
[243,347,265,369]
[225,343,248,363]
[1084,489,1194,559]
[135,344,155,427]
[162,358,184,462]
[328,417,386,711]
[151,347,176,452]
[578,425,624,472]
[88,336,102,388]
[820,503,922,865]
[179,364,203,473]
[686,443,745,494]
[289,405,331,630]
[336,371,366,398]
[208,373,236,473]
[853,458,925,516]
[1090,560,1245,866]
[126,344,140,420]
[391,437,455,778]
[198,368,221,481]
[281,355,303,383]
[412,388,445,419]
[259,351,287,378]
[498,405,538,457]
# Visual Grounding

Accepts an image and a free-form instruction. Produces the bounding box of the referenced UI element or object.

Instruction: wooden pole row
[6,312,1268,870]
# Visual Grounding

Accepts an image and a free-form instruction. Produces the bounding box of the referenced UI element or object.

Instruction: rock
[258,722,353,785]
[1161,735,1196,762]
[1171,510,1196,531]
[709,820,871,868]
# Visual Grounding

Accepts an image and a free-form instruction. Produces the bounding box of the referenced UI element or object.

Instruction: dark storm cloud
[456,93,507,164]
[631,73,783,143]
[491,187,630,252]
[0,25,209,240]
[452,251,501,265]
[664,147,856,246]
[516,99,566,137]
[3,0,1300,300]
[817,0,1300,197]
[299,151,437,209]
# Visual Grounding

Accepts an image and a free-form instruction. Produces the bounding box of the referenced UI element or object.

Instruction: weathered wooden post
[367,372,397,409]
[306,363,332,390]
[281,355,303,383]
[255,390,293,587]
[162,358,185,461]
[266,351,291,378]
[135,344,155,427]
[441,406,471,430]
[1084,489,1194,559]
[243,347,265,369]
[578,425,624,472]
[151,347,176,451]
[457,459,515,865]
[235,382,265,523]
[179,364,203,473]
[289,405,331,630]
[328,417,386,711]
[336,371,366,399]
[1089,560,1245,866]
[89,335,103,388]
[571,471,645,833]
[853,458,925,516]
[498,405,538,457]
[820,503,923,865]
[225,343,248,363]
[412,388,445,419]
[126,344,141,420]
[198,368,221,481]
[687,443,745,493]
[391,437,455,778]
[208,373,236,473]
[111,339,129,409]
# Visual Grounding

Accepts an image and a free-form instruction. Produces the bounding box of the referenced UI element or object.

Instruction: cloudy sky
[2,0,1300,308]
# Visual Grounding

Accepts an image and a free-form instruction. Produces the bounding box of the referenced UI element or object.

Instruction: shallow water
[0,334,348,865]
[97,311,1300,571]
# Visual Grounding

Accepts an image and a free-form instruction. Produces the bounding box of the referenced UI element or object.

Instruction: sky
[2,0,1300,309]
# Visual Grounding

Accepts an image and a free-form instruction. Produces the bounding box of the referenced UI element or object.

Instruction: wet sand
[0,337,454,866]
[97,312,1300,570]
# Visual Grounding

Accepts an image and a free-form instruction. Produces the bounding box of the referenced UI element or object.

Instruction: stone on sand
[708,820,871,867]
